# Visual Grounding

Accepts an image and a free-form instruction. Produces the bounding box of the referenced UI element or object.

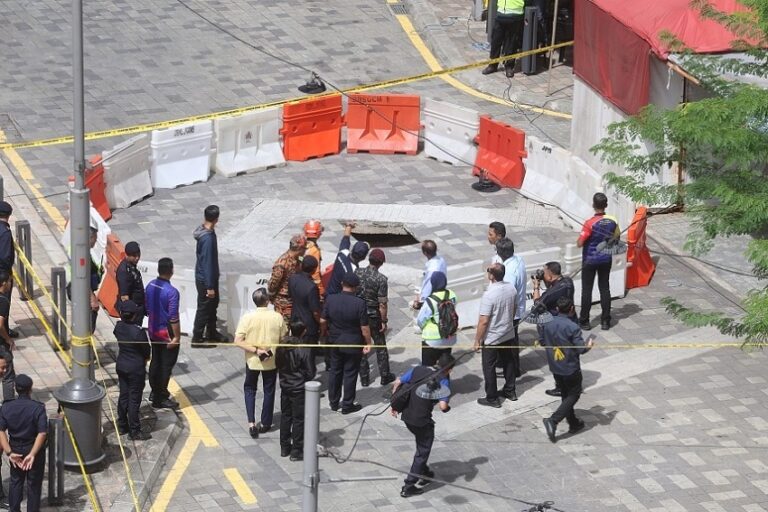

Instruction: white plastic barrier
[150,121,212,189]
[226,272,272,334]
[214,108,286,177]
[559,157,603,231]
[61,205,111,273]
[103,134,153,209]
[136,261,198,335]
[423,98,479,166]
[520,136,571,209]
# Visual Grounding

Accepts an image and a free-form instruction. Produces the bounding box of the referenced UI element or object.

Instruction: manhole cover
[344,221,420,248]
[389,3,408,15]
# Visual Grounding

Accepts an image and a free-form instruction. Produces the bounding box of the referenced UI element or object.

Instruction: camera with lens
[531,268,545,281]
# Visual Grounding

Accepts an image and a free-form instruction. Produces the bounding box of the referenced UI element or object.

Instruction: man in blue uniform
[325,223,369,297]
[0,374,47,512]
[391,353,453,498]
[0,272,16,402]
[0,202,19,339]
[0,354,9,508]
[115,241,145,324]
[114,301,152,440]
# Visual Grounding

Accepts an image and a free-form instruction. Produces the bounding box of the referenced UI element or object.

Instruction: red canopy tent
[574,0,751,114]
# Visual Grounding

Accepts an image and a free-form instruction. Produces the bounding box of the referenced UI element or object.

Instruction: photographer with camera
[532,262,576,397]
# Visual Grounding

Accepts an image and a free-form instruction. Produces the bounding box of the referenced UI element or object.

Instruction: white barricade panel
[423,98,479,166]
[151,121,212,189]
[137,261,198,335]
[61,206,112,278]
[226,272,272,334]
[214,109,286,177]
[571,253,627,304]
[559,157,603,231]
[520,136,570,209]
[103,134,153,209]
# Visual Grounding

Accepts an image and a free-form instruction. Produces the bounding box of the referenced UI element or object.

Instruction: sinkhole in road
[347,221,420,248]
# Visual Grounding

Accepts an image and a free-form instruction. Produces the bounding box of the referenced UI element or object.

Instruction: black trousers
[1,343,15,402]
[328,350,362,410]
[404,422,434,486]
[148,343,179,403]
[280,390,305,456]
[117,367,146,433]
[481,338,516,401]
[421,343,451,367]
[9,446,45,512]
[580,262,612,324]
[359,316,391,381]
[192,280,219,339]
[489,14,524,69]
[551,371,582,427]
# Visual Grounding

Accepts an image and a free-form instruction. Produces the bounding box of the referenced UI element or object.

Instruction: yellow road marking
[223,468,258,505]
[170,379,219,447]
[149,437,201,512]
[393,14,572,120]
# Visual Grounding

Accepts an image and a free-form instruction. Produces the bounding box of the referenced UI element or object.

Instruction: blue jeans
[244,367,277,426]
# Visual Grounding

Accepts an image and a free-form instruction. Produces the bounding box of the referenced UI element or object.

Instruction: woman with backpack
[416,271,458,366]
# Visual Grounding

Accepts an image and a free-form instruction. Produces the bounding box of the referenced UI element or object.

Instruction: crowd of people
[0,191,620,504]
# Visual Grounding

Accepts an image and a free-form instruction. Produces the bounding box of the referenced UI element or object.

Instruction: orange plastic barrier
[472,115,527,189]
[346,93,420,155]
[626,206,656,289]
[281,95,343,161]
[69,155,112,221]
[97,233,125,317]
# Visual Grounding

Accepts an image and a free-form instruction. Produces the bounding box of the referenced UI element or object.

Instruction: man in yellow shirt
[234,288,287,439]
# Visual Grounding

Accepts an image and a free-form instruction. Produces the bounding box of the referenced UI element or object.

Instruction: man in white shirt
[492,238,526,377]
[412,240,447,310]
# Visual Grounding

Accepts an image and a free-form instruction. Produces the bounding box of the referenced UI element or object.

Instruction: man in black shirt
[320,272,371,414]
[115,241,145,324]
[0,374,47,512]
[0,272,16,401]
[391,353,453,498]
[114,301,152,440]
[0,202,18,339]
[288,255,323,375]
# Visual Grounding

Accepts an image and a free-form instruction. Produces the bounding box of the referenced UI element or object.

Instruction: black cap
[124,241,140,256]
[15,374,33,391]
[118,300,142,314]
[0,201,12,216]
[342,271,360,288]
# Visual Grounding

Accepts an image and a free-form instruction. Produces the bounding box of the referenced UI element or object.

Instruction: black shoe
[249,426,259,439]
[545,388,562,397]
[417,468,435,486]
[289,452,303,462]
[7,328,19,339]
[129,430,152,441]
[477,397,501,408]
[206,332,226,343]
[400,485,424,498]
[601,321,610,331]
[505,67,515,78]
[568,419,586,434]
[117,423,129,435]
[579,321,592,331]
[502,390,518,401]
[341,403,363,415]
[0,496,8,509]
[360,377,370,388]
[256,422,271,434]
[543,418,557,443]
[380,373,396,386]
[481,65,498,75]
[330,403,339,412]
[190,337,206,347]
[152,399,179,410]
[280,446,291,457]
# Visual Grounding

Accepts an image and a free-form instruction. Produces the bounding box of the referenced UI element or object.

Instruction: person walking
[303,220,325,297]
[0,202,18,340]
[0,374,47,512]
[481,0,525,78]
[275,321,315,461]
[391,353,453,498]
[355,249,395,387]
[321,272,371,414]
[192,205,222,344]
[234,288,286,438]
[113,301,152,440]
[0,272,16,401]
[577,193,620,331]
[541,297,595,443]
[412,240,447,310]
[474,263,519,408]
[145,258,181,410]
[269,234,306,320]
[416,272,457,366]
[493,237,526,377]
[115,241,145,325]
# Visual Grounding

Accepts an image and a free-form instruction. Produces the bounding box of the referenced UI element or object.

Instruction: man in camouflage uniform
[355,249,395,387]
[269,235,307,320]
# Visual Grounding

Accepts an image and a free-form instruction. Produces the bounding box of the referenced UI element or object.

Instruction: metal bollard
[0,175,4,201]
[47,417,65,505]
[15,220,33,300]
[486,0,497,43]
[521,6,539,75]
[51,267,69,350]
[302,381,321,512]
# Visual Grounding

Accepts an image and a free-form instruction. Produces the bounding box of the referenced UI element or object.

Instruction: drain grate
[388,3,408,15]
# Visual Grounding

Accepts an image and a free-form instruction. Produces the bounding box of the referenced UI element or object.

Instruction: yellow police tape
[62,412,102,512]
[0,41,573,151]
[14,242,71,337]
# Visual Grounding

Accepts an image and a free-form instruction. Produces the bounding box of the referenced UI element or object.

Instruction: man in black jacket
[192,205,222,344]
[115,241,145,324]
[0,201,19,339]
[391,353,454,498]
[275,321,315,462]
[114,301,152,440]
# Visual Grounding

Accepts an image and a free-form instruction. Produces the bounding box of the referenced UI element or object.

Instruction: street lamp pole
[53,0,106,468]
